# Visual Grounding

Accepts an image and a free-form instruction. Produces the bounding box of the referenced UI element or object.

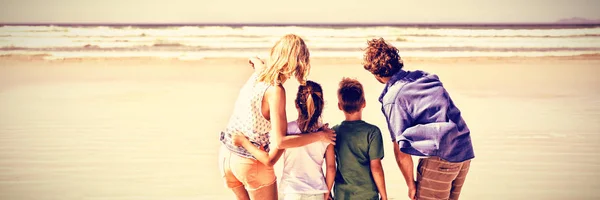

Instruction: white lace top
[220,73,272,158]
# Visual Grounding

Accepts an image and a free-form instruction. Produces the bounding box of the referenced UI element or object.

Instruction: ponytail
[304,92,315,132]
[296,81,324,133]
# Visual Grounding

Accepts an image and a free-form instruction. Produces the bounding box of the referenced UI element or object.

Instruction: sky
[1,0,599,24]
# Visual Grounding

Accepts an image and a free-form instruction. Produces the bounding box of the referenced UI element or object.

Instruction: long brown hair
[296,80,324,133]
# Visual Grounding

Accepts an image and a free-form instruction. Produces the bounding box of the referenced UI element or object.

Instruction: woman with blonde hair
[218,34,336,200]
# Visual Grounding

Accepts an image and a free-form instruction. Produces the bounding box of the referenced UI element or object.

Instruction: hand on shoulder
[317,123,336,145]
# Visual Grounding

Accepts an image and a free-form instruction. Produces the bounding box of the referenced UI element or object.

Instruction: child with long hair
[234,81,336,200]
[218,34,336,200]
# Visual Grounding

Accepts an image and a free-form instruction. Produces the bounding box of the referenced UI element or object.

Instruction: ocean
[1,24,600,60]
[1,24,600,200]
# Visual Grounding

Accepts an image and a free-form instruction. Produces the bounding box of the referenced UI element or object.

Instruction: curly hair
[362,38,403,77]
[337,77,365,114]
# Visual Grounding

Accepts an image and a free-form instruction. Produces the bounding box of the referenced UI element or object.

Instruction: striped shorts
[416,157,471,200]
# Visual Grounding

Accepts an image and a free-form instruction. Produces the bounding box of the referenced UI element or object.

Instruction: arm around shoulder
[266,82,336,149]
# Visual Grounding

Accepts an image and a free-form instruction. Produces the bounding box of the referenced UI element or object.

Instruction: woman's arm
[265,85,288,150]
[324,144,336,199]
[280,126,336,149]
[266,86,336,149]
[267,85,336,148]
[249,57,266,73]
[267,85,332,148]
[232,134,284,167]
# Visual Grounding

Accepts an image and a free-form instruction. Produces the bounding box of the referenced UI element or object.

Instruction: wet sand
[0,56,599,199]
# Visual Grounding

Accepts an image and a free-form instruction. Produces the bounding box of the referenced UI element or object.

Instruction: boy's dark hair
[296,80,324,133]
[338,78,365,114]
[363,38,404,77]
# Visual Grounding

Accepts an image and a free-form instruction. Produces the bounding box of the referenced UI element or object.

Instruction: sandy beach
[0,56,599,200]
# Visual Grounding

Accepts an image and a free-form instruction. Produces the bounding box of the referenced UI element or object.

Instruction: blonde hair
[258,34,311,85]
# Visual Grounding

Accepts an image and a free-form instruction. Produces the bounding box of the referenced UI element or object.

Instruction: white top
[220,73,272,158]
[279,121,331,194]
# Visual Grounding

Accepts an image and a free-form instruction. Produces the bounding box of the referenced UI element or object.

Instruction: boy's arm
[324,144,336,199]
[393,142,416,200]
[370,159,387,200]
[368,128,387,200]
[232,134,284,166]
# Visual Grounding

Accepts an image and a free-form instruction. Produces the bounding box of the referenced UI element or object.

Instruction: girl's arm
[324,144,336,199]
[232,134,284,167]
[266,85,336,150]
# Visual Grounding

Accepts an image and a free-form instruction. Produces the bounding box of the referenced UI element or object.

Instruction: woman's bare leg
[231,185,251,200]
[248,181,278,200]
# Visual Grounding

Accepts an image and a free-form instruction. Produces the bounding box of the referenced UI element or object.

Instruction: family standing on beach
[218,34,475,200]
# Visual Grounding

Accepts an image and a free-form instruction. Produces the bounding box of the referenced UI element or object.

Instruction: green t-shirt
[332,120,384,200]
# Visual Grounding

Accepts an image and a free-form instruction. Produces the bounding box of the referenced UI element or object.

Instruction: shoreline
[3,23,600,28]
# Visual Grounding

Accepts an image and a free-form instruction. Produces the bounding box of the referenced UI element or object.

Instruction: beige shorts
[218,145,276,191]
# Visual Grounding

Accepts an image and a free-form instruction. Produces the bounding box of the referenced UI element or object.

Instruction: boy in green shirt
[332,78,387,200]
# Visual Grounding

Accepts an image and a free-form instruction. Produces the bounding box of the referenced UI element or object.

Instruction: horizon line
[2,22,600,27]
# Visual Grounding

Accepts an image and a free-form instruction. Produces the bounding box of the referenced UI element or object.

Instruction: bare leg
[248,181,278,200]
[231,185,251,200]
